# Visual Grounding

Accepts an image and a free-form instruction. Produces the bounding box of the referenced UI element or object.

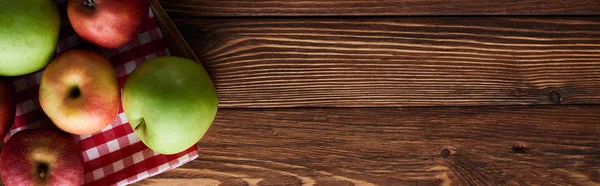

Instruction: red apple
[0,128,84,186]
[67,0,148,49]
[39,50,120,135]
[0,79,15,140]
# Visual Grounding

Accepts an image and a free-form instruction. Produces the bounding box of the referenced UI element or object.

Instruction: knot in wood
[549,90,563,104]
[440,149,450,158]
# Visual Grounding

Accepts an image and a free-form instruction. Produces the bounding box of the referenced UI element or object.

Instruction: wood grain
[135,106,600,185]
[159,0,600,17]
[174,17,600,108]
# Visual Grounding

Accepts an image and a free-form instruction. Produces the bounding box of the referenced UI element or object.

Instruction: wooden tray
[149,0,199,63]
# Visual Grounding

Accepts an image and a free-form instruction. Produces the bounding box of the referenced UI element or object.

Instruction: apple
[123,56,218,154]
[67,0,149,49]
[0,128,84,186]
[0,0,60,76]
[0,80,15,140]
[39,50,120,135]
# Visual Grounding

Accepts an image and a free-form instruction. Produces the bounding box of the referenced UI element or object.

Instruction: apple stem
[37,163,48,179]
[83,0,96,8]
[134,118,146,131]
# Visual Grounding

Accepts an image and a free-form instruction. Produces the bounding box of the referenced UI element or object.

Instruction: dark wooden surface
[160,0,600,17]
[147,0,600,185]
[134,106,600,185]
[175,17,600,108]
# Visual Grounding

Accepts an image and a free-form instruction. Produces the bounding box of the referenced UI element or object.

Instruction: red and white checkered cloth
[6,1,199,185]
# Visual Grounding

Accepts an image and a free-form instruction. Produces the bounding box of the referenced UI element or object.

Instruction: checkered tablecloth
[5,1,199,185]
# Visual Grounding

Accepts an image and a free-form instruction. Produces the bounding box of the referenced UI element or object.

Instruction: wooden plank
[134,106,600,185]
[175,17,600,108]
[159,0,600,17]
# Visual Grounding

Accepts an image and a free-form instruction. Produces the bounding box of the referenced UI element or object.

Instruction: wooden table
[137,1,600,185]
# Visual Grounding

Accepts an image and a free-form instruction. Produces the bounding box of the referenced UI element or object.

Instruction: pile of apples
[0,0,218,185]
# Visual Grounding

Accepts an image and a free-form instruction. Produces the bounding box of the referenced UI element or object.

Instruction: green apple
[0,0,60,76]
[123,57,218,154]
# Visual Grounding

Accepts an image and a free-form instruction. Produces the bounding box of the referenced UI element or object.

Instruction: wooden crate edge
[149,0,200,62]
